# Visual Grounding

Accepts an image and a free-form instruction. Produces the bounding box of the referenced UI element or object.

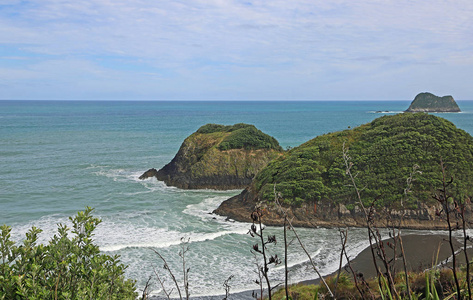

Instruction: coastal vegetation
[253,113,473,209]
[265,158,473,300]
[0,208,137,300]
[145,123,282,189]
[197,123,282,151]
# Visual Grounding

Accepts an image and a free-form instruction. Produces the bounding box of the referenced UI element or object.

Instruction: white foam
[10,215,74,246]
[90,165,132,182]
[100,228,249,252]
[273,247,323,271]
[183,196,227,218]
[183,195,251,232]
[369,110,405,114]
[88,165,178,193]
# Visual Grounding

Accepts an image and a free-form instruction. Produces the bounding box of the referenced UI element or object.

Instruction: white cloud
[1,0,473,99]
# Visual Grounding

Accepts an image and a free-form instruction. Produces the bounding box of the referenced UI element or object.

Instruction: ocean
[1,100,473,298]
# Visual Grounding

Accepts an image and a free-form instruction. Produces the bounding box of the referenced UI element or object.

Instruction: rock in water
[139,168,158,180]
[144,123,282,190]
[406,92,461,112]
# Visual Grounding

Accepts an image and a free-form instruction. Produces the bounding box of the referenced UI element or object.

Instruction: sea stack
[405,92,460,112]
[140,123,282,190]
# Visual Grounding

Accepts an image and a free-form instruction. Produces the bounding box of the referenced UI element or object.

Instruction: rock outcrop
[214,113,473,229]
[141,123,282,190]
[406,92,461,112]
[139,168,158,180]
[213,188,473,229]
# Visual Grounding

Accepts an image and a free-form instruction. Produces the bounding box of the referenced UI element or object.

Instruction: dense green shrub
[254,113,473,208]
[196,123,255,134]
[218,126,282,151]
[195,123,282,151]
[0,208,137,300]
[196,123,228,134]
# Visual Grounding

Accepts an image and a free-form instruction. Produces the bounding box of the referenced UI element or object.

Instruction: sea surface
[1,100,473,298]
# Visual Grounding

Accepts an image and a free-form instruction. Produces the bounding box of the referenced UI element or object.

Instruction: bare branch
[152,249,183,300]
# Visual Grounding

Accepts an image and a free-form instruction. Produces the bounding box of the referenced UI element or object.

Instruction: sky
[0,0,472,101]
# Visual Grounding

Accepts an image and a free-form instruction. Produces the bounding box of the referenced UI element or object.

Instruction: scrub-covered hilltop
[214,113,473,229]
[141,123,282,190]
[406,92,461,112]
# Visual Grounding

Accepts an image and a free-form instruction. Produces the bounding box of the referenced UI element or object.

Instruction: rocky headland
[213,187,473,230]
[405,92,461,112]
[214,113,473,229]
[140,123,282,190]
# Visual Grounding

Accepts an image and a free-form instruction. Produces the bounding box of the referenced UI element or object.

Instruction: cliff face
[213,188,473,230]
[214,113,473,228]
[406,92,461,112]
[142,123,282,190]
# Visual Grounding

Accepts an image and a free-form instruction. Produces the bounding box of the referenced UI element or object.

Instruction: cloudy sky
[0,0,472,100]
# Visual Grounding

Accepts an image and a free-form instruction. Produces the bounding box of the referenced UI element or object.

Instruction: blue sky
[0,0,472,100]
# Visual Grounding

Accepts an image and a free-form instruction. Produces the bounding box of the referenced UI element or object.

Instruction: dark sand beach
[187,234,466,300]
[335,234,463,281]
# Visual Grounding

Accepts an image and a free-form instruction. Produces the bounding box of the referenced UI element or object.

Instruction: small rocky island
[140,123,282,189]
[405,92,460,112]
[214,113,473,229]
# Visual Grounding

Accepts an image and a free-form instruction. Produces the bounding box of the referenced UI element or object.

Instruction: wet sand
[152,234,468,299]
[303,233,466,286]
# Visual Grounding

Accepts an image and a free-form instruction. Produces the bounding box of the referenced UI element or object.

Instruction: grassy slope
[253,113,473,209]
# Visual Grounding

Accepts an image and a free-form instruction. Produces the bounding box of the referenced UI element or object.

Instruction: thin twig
[141,275,152,300]
[152,248,183,300]
[433,160,461,299]
[335,228,348,296]
[272,188,335,299]
[460,199,471,299]
[343,143,401,298]
[154,266,173,300]
[223,275,234,300]
[179,237,190,300]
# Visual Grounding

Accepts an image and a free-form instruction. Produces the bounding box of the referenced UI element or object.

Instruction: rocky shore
[213,188,471,230]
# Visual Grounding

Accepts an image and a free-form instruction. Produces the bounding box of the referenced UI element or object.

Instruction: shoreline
[302,233,465,287]
[150,233,466,299]
[212,188,464,231]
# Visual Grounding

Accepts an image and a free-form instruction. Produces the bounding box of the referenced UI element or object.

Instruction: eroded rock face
[406,92,461,112]
[213,188,472,230]
[140,123,282,190]
[139,168,158,180]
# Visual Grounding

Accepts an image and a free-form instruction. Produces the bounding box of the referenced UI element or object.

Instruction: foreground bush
[0,207,137,300]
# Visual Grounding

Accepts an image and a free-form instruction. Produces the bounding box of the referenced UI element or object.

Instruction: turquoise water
[1,100,473,297]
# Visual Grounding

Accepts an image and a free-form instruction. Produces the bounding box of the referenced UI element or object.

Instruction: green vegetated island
[141,112,473,230]
[214,113,473,229]
[140,123,282,189]
[406,92,461,112]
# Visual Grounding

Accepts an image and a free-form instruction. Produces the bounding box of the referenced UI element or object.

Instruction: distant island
[405,92,461,112]
[140,123,282,189]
